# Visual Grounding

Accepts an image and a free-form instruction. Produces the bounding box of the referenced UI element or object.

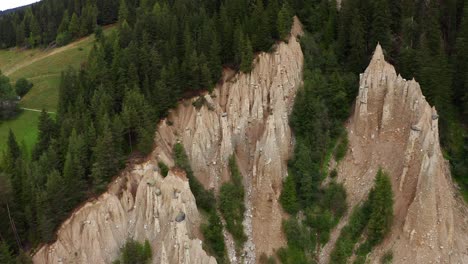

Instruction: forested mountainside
[0,0,467,263]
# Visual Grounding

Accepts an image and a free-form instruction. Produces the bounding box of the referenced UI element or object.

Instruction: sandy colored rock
[33,17,304,264]
[33,165,216,264]
[154,17,304,263]
[320,44,468,264]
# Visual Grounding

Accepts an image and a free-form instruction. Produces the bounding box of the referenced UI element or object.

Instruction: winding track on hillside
[3,37,89,77]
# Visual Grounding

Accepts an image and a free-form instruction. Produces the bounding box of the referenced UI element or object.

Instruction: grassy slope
[0,111,41,155]
[0,27,115,154]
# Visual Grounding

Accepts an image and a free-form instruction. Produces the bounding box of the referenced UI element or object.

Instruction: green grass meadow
[0,27,115,155]
[0,111,41,155]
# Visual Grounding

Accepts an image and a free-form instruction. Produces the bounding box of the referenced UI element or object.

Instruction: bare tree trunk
[6,202,22,250]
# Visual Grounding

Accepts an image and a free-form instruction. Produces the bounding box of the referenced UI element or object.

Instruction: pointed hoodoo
[339,40,468,264]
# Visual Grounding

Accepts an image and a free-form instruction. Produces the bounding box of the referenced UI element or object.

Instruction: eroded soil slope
[153,17,303,262]
[33,18,304,264]
[321,45,468,264]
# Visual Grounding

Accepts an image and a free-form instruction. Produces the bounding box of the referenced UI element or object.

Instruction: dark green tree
[69,13,81,39]
[277,3,293,41]
[367,169,394,245]
[240,37,253,72]
[370,0,392,50]
[280,175,299,214]
[14,78,33,98]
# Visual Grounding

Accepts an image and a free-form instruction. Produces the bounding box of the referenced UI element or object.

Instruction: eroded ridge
[322,44,468,264]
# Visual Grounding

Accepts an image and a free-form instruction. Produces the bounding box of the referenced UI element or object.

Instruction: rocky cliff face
[33,18,304,264]
[321,44,468,264]
[153,17,303,263]
[33,166,217,264]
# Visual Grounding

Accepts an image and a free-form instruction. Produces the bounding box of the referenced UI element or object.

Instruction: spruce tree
[453,5,468,117]
[92,114,119,191]
[33,110,56,160]
[277,3,292,41]
[280,175,299,214]
[0,242,14,264]
[63,130,86,207]
[118,0,129,24]
[240,37,253,72]
[370,0,392,51]
[69,13,80,39]
[57,10,70,34]
[348,10,367,73]
[367,169,394,245]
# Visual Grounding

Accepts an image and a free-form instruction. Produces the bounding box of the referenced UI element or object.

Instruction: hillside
[0,26,114,153]
[0,0,467,263]
[32,17,304,264]
[320,45,468,264]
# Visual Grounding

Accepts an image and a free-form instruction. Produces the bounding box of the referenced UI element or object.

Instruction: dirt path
[318,212,351,263]
[3,37,89,77]
[20,107,55,114]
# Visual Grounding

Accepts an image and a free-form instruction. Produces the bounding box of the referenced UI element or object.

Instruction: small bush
[173,143,226,262]
[330,168,338,178]
[280,175,299,214]
[112,240,152,264]
[219,156,247,249]
[334,134,349,162]
[192,96,207,110]
[15,78,33,97]
[201,211,227,263]
[158,161,169,177]
[381,250,393,264]
[259,253,276,264]
[55,31,71,46]
[330,169,394,264]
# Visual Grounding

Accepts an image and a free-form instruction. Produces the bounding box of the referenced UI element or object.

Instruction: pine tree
[16,22,26,47]
[251,0,272,51]
[33,110,56,160]
[280,175,299,214]
[240,37,253,72]
[348,10,367,73]
[57,10,70,34]
[63,130,86,207]
[45,170,67,222]
[0,242,14,264]
[92,114,119,191]
[367,169,394,245]
[277,3,292,41]
[3,130,20,174]
[453,5,468,117]
[118,0,129,24]
[28,14,41,47]
[69,13,80,39]
[370,0,392,51]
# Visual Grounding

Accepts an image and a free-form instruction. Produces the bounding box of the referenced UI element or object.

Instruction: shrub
[158,161,169,177]
[173,143,226,261]
[259,253,276,264]
[112,240,152,264]
[330,169,394,263]
[219,156,247,249]
[192,96,207,110]
[280,175,299,214]
[330,168,338,178]
[173,143,214,212]
[15,78,33,97]
[201,211,226,263]
[55,31,71,46]
[381,250,393,264]
[334,134,349,162]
